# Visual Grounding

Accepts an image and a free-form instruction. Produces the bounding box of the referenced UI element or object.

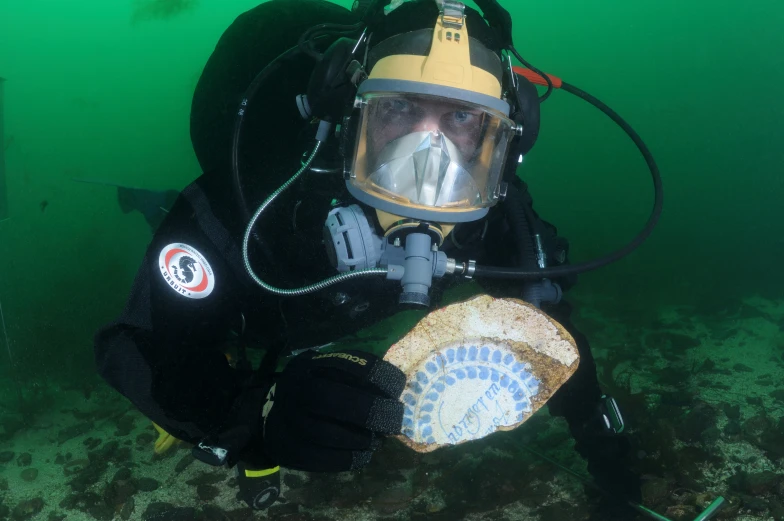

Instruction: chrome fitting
[464,259,476,279]
[498,182,508,201]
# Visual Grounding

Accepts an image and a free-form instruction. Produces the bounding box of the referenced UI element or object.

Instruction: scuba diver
[95,0,663,518]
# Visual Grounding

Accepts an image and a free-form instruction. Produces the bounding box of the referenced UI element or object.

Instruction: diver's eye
[449,111,479,125]
[381,99,413,114]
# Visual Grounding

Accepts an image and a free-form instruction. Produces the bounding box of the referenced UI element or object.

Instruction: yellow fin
[152,422,182,455]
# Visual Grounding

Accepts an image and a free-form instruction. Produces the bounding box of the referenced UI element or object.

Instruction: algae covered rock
[16,453,31,467]
[11,498,44,520]
[135,477,160,492]
[676,401,717,442]
[728,470,781,496]
[642,477,670,505]
[142,502,198,521]
[196,484,220,501]
[20,468,38,482]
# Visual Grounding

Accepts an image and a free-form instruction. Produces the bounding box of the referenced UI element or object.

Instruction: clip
[439,0,465,30]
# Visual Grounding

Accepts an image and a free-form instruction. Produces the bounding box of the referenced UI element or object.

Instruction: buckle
[440,0,465,30]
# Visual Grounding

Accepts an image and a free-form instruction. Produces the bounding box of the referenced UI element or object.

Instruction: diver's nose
[413,116,440,134]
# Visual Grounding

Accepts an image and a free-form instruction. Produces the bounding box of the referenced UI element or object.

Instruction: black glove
[260,349,406,472]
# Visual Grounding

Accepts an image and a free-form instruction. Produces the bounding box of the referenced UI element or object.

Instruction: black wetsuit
[94,0,637,508]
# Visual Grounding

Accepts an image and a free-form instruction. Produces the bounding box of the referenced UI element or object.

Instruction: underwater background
[0,0,782,520]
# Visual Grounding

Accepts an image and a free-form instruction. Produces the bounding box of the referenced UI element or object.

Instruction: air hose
[231,16,663,283]
[472,70,664,280]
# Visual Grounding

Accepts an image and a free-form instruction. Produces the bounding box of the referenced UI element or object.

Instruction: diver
[95,0,663,518]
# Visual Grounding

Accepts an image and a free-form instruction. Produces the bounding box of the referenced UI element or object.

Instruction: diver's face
[367,96,484,160]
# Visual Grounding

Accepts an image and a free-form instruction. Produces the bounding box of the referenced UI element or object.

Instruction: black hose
[298,21,363,61]
[231,44,306,225]
[473,81,663,279]
[509,46,553,102]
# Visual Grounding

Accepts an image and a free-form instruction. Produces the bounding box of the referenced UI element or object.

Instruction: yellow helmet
[346,0,519,234]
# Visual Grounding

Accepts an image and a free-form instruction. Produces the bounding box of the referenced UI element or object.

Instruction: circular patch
[400,341,541,447]
[158,243,215,299]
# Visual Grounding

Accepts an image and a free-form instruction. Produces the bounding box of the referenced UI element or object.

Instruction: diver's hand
[260,349,406,472]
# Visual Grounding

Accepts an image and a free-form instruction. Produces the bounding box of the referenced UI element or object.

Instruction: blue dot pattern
[400,344,542,445]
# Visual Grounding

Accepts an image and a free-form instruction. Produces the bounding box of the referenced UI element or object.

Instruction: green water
[0,1,782,519]
[0,0,780,382]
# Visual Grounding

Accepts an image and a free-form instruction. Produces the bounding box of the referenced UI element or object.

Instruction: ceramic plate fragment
[384,294,580,452]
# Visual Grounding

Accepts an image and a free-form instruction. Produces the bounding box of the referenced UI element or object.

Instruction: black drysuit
[94,0,639,509]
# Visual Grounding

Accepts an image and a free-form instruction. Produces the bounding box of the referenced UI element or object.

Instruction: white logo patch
[158,243,215,299]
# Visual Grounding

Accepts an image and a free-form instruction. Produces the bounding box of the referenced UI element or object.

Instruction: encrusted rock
[20,468,38,482]
[16,452,32,467]
[676,402,717,442]
[62,458,89,476]
[642,477,670,505]
[57,422,93,445]
[742,496,769,512]
[174,454,195,474]
[769,499,784,521]
[538,501,581,521]
[664,504,698,521]
[197,484,220,501]
[0,451,13,463]
[135,477,160,492]
[268,503,299,517]
[225,507,255,520]
[201,505,231,521]
[104,478,137,506]
[83,437,102,450]
[11,498,44,520]
[136,432,155,446]
[722,403,740,420]
[701,426,721,445]
[142,503,198,521]
[716,496,740,519]
[114,415,136,436]
[729,470,781,496]
[119,497,135,521]
[113,468,132,482]
[370,485,413,515]
[283,473,307,489]
[186,472,224,487]
[723,420,742,436]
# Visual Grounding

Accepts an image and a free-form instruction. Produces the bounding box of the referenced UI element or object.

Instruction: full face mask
[344,2,518,227]
[348,91,516,222]
[319,1,520,305]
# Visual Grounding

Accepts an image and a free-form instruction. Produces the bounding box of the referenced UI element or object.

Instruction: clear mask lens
[349,93,515,213]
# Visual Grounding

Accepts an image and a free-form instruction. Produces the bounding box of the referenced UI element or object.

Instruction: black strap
[473,0,513,49]
[180,182,250,286]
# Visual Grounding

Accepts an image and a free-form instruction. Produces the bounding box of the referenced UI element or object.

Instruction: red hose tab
[512,66,563,88]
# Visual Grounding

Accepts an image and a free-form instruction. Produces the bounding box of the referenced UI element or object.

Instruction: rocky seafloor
[1,293,783,521]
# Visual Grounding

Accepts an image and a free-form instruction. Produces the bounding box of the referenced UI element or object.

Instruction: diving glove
[261,349,406,472]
